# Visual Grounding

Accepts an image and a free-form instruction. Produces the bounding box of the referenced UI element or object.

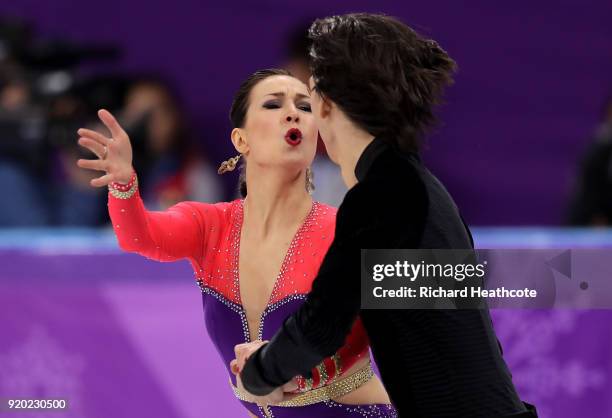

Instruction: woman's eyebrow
[264,92,310,100]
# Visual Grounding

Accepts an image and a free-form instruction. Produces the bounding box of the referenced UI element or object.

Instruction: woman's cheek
[306,125,318,144]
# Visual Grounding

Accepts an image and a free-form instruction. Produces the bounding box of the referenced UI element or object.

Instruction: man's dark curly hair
[308,13,456,152]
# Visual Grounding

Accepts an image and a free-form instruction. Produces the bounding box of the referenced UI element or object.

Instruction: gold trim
[332,353,342,378]
[302,375,313,392]
[316,362,328,388]
[231,362,373,407]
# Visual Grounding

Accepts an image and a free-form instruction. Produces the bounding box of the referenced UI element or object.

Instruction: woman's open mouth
[285,128,303,146]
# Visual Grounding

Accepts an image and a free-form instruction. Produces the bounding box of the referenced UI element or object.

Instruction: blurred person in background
[47,84,109,226]
[0,18,50,225]
[49,75,139,226]
[568,95,612,226]
[120,77,222,210]
[75,69,396,417]
[52,75,222,225]
[0,59,50,226]
[0,16,220,226]
[0,17,125,226]
[283,21,347,208]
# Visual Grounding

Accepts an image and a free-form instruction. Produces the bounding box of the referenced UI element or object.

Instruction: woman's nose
[285,109,299,123]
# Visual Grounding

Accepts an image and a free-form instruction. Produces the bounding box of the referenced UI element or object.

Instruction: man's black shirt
[241,137,532,418]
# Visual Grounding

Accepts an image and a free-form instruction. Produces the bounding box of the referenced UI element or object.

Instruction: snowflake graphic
[0,325,86,418]
[492,310,606,418]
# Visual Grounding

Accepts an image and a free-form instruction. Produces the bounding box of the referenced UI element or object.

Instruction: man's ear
[231,128,249,154]
[319,96,333,120]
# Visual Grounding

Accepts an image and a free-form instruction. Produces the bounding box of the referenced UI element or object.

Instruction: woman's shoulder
[309,201,337,245]
[172,199,242,227]
[173,199,227,212]
[313,201,337,224]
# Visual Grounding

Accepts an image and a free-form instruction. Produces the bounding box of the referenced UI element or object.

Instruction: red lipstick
[285,128,302,146]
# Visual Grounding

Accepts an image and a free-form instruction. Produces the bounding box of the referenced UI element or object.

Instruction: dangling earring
[217,154,242,174]
[306,167,315,194]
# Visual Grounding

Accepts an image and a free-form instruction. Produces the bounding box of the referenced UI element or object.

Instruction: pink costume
[107,187,396,417]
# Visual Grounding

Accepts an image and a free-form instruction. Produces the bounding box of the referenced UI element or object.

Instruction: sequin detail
[197,282,250,342]
[232,200,320,342]
[322,401,398,417]
[193,200,369,394]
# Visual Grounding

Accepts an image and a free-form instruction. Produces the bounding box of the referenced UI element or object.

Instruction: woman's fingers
[234,344,250,371]
[91,173,114,188]
[98,109,126,139]
[234,340,268,372]
[76,110,132,189]
[77,128,111,146]
[230,360,240,376]
[234,343,247,359]
[77,158,107,172]
[282,377,299,393]
[78,137,106,159]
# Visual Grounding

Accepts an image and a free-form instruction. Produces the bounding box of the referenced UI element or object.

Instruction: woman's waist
[295,355,371,392]
[232,360,375,407]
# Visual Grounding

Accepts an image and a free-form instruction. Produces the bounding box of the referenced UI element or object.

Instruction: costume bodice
[195,200,369,391]
[108,193,370,392]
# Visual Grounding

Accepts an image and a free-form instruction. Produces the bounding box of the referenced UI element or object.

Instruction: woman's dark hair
[308,13,456,152]
[228,68,291,197]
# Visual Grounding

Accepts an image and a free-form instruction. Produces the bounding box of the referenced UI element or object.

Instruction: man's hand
[230,340,299,406]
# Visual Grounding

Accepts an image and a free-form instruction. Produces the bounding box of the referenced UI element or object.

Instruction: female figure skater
[76,69,396,418]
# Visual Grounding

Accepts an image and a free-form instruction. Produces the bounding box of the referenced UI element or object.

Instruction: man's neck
[336,131,375,189]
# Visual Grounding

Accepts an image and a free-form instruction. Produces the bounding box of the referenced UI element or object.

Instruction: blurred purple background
[1,231,610,418]
[1,0,610,225]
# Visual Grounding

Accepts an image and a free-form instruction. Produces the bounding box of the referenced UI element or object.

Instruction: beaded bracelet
[109,172,138,199]
[111,171,136,191]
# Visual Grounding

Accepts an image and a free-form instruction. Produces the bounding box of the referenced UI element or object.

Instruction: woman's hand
[76,109,134,187]
[233,340,269,373]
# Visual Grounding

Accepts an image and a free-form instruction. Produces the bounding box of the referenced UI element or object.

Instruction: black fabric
[241,137,536,418]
